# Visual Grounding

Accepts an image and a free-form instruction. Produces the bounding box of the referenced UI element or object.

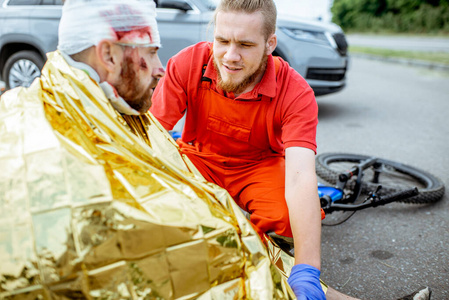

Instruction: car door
[0,0,33,42]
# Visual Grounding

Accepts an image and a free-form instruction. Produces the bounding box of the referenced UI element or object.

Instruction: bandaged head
[58,0,161,55]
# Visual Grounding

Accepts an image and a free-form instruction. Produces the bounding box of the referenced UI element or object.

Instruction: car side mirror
[158,0,193,12]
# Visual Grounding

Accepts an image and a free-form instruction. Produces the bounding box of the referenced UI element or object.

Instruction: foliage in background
[332,0,449,34]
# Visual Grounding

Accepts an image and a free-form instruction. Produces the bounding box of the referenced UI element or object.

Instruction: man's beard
[214,54,268,95]
[114,55,154,114]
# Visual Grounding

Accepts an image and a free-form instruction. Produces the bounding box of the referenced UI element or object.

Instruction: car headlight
[279,27,336,48]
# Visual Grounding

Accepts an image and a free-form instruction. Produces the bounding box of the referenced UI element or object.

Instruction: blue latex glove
[287,264,326,300]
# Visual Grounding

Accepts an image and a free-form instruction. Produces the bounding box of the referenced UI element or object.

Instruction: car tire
[3,50,44,89]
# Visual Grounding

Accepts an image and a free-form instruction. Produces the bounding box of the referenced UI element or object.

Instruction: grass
[345,31,449,38]
[349,46,449,66]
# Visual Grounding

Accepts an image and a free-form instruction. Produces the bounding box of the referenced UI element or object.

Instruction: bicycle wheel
[316,153,445,204]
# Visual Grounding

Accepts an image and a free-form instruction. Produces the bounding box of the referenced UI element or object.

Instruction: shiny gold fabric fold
[0,51,295,299]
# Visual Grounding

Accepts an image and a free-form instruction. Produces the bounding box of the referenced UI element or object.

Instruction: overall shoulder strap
[201,43,214,83]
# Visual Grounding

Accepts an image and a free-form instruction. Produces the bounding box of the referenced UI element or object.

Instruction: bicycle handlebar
[323,187,419,213]
[380,187,419,203]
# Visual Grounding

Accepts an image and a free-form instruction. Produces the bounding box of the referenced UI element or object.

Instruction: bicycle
[316,152,444,213]
[269,152,445,254]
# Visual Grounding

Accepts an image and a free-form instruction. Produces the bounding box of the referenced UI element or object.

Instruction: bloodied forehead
[58,0,161,55]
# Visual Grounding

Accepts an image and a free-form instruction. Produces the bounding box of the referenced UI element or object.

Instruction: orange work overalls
[178,58,294,237]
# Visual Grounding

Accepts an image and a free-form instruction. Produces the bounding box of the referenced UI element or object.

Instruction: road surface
[317,55,449,299]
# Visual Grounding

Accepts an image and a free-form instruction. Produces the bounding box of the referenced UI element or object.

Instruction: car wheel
[3,50,44,89]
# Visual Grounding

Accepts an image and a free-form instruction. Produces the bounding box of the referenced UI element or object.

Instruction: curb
[350,52,449,73]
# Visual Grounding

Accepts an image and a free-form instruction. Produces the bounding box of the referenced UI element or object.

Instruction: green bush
[331,0,449,34]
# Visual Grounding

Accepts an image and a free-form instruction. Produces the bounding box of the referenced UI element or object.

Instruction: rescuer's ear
[266,34,277,55]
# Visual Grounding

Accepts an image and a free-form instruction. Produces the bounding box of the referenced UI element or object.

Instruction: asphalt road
[317,56,449,299]
[347,34,449,53]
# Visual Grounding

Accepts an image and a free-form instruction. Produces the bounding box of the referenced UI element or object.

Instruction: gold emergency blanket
[0,51,295,299]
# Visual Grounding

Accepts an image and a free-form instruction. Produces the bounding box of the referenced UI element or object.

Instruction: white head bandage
[58,0,161,55]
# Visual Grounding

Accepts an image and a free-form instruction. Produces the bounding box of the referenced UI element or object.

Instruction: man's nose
[153,55,166,78]
[223,43,240,62]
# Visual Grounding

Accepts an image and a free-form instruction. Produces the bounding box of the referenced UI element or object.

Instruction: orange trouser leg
[224,157,293,238]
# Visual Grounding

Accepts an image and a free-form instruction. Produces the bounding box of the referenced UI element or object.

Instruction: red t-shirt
[150,42,318,154]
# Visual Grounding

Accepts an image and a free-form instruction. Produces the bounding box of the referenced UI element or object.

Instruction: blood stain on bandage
[100,4,154,44]
[115,26,153,44]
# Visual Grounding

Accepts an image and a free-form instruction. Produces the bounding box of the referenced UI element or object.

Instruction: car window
[8,0,40,4]
[8,0,63,4]
[41,0,63,4]
[155,0,217,11]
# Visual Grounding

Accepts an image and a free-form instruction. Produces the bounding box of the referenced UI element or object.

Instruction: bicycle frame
[318,157,420,214]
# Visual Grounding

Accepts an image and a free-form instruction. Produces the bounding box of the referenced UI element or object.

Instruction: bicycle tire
[316,153,445,204]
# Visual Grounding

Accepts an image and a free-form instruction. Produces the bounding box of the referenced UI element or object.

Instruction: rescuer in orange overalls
[151,0,328,299]
[150,1,433,299]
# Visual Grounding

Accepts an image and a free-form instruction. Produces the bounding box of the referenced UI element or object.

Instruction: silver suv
[0,0,348,96]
